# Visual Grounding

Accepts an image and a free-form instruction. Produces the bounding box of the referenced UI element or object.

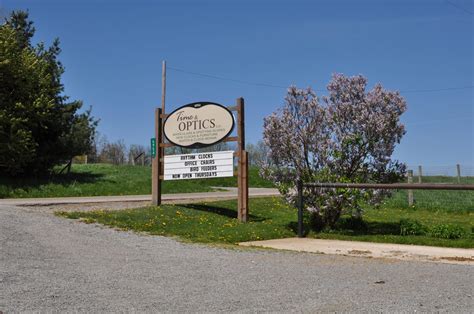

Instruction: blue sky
[2,0,473,167]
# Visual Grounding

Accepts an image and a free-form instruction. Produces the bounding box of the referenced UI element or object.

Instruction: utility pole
[152,60,167,206]
[161,60,166,114]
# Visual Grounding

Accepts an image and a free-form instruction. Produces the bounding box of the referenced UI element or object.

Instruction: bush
[399,219,426,236]
[429,224,466,239]
[262,75,407,229]
[335,216,368,234]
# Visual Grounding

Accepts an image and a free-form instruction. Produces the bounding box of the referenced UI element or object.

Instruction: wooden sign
[163,151,234,180]
[163,102,235,148]
[152,94,248,221]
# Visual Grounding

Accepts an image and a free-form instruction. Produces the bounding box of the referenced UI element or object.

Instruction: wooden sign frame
[152,97,249,222]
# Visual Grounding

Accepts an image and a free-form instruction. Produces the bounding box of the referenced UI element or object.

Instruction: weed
[429,224,467,239]
[400,219,427,236]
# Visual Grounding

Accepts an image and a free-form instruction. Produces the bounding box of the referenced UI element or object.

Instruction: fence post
[297,180,304,238]
[456,164,461,183]
[418,165,422,183]
[407,170,414,206]
[237,97,249,222]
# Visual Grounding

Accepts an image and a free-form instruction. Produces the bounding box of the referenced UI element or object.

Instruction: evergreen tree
[0,11,98,176]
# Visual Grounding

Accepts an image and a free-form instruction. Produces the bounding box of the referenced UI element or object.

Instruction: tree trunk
[324,207,342,229]
[66,159,72,174]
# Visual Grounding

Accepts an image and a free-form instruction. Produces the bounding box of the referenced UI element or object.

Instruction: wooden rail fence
[296,181,474,238]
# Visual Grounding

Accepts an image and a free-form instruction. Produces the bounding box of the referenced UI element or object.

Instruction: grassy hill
[1,163,473,216]
[0,163,274,198]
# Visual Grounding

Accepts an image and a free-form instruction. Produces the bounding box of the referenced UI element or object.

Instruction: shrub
[335,216,369,234]
[399,219,426,236]
[262,74,407,229]
[429,224,466,239]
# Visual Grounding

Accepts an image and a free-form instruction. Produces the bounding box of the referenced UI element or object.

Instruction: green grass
[383,176,474,214]
[58,197,295,243]
[5,164,474,247]
[0,163,274,198]
[57,196,474,248]
[383,189,474,213]
[313,207,473,248]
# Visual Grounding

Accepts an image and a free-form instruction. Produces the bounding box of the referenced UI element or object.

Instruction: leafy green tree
[0,11,98,176]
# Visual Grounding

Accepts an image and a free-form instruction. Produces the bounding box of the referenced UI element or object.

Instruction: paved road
[1,204,473,312]
[0,187,279,206]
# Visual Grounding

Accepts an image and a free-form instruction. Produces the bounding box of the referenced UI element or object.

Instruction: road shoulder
[239,237,474,265]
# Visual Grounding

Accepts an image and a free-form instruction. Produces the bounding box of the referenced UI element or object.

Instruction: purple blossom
[262,74,407,228]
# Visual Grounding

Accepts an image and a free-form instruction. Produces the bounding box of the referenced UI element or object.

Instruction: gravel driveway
[1,204,473,312]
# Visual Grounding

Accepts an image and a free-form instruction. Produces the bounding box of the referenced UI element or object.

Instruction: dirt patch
[240,238,474,265]
[348,250,372,255]
[19,199,226,214]
[387,250,406,256]
[439,256,474,262]
[25,201,152,214]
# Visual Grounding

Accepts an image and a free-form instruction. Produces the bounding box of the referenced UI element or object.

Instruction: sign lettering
[163,151,234,180]
[163,102,234,148]
[150,138,156,158]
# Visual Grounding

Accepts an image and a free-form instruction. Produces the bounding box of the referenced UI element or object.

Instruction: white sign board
[163,102,235,148]
[164,151,234,180]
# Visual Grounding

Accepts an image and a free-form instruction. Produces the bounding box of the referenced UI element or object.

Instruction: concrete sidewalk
[239,238,474,265]
[0,187,279,206]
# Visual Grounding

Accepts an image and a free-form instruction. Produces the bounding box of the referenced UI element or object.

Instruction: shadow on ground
[0,172,107,198]
[287,217,401,236]
[287,221,310,236]
[181,203,266,221]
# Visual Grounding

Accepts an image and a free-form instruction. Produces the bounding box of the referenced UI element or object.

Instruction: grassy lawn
[57,195,474,248]
[382,176,474,214]
[0,163,273,198]
[6,163,474,248]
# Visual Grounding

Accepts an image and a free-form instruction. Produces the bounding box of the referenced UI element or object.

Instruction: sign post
[152,97,248,222]
[151,108,162,206]
[236,97,248,222]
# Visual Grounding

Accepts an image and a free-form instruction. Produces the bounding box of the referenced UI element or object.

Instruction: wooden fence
[296,181,474,238]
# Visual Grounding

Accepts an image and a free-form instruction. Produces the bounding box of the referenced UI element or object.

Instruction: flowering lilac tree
[262,74,407,228]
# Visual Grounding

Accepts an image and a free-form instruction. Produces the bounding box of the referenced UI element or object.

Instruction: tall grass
[383,176,474,213]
